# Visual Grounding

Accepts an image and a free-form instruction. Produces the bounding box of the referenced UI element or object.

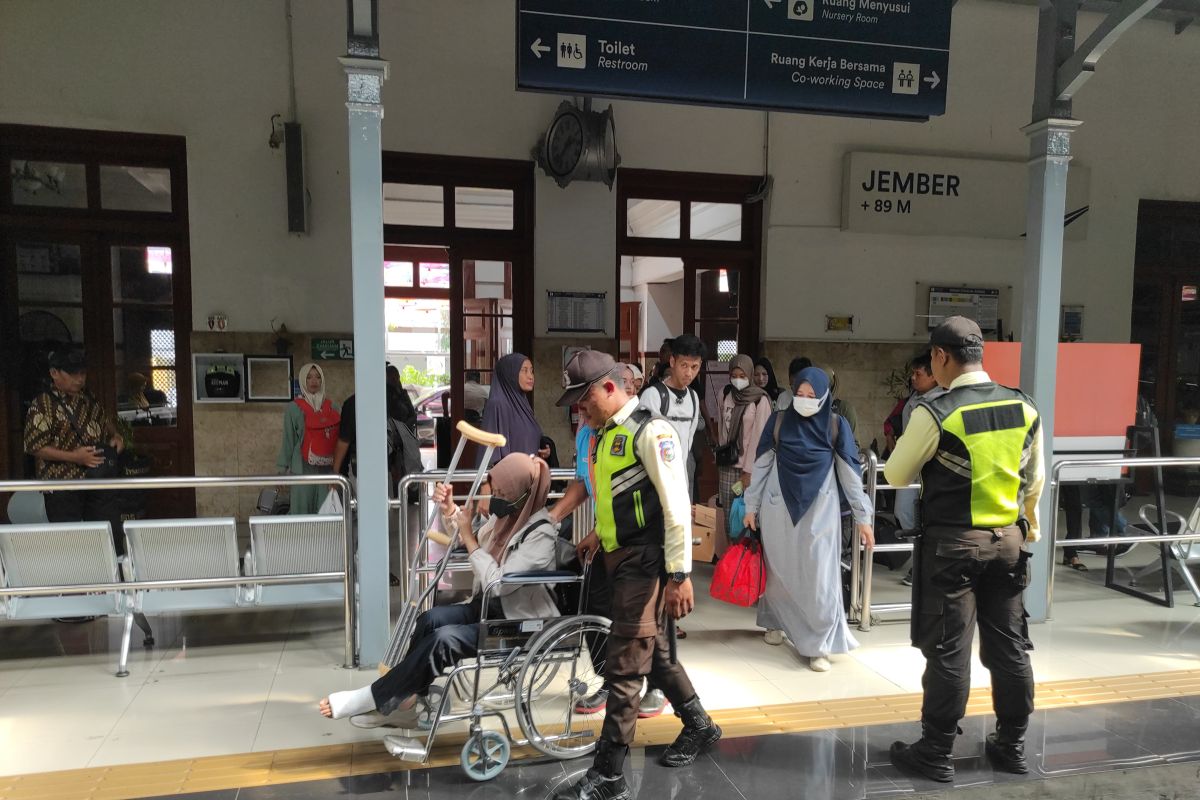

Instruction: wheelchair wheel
[461,729,509,781]
[514,614,611,760]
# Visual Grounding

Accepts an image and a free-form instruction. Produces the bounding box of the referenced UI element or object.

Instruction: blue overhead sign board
[517,0,952,120]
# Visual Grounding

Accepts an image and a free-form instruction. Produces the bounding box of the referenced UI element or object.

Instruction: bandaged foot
[320,685,376,719]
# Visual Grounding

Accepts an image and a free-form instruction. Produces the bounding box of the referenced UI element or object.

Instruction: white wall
[2,0,1199,343]
[644,280,684,355]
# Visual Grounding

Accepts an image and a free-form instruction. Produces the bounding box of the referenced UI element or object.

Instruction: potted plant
[882,360,914,402]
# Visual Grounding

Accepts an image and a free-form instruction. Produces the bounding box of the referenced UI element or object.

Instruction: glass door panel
[11,240,88,476]
[461,259,514,390]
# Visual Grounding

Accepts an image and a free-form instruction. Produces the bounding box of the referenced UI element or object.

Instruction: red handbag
[709,537,766,607]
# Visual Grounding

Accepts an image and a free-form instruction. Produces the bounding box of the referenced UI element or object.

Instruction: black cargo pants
[913,525,1035,729]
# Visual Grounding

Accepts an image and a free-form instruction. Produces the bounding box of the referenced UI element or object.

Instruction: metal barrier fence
[850,454,1200,631]
[851,453,921,632]
[0,473,359,668]
[1047,456,1200,616]
[391,468,589,608]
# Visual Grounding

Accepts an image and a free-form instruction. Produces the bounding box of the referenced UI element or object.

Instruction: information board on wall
[548,291,606,333]
[517,0,952,120]
[843,152,1092,239]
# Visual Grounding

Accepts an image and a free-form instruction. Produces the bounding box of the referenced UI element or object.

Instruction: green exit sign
[312,338,354,360]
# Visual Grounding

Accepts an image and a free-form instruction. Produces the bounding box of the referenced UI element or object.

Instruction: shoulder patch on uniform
[610,434,628,457]
[658,438,677,463]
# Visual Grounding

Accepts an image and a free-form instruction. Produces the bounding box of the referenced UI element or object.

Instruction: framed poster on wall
[914,282,1012,339]
[548,291,606,333]
[245,355,294,402]
[193,353,245,403]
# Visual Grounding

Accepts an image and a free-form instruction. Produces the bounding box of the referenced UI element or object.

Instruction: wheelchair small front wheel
[460,730,510,781]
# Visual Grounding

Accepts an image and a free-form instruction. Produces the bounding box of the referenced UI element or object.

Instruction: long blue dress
[744,446,873,657]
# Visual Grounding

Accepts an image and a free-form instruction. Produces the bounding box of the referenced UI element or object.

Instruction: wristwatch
[668,571,689,583]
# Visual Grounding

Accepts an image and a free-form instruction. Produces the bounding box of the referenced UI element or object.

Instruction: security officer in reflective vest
[555,350,720,800]
[884,316,1045,782]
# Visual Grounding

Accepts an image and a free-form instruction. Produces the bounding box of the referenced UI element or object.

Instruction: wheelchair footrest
[384,735,428,762]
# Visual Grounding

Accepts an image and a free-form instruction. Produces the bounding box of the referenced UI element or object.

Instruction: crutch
[380,421,507,669]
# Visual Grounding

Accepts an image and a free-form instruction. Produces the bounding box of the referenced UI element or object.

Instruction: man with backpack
[638,334,706,501]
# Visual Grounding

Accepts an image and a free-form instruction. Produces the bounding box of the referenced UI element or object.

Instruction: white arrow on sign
[531,37,551,58]
[924,71,941,90]
[764,0,782,7]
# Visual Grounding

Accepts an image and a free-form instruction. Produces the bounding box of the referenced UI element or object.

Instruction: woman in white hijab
[276,362,340,514]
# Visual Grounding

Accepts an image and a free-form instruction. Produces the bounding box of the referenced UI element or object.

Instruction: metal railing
[391,468,589,608]
[851,454,920,632]
[847,451,877,623]
[0,473,359,668]
[849,454,1200,631]
[1047,456,1200,615]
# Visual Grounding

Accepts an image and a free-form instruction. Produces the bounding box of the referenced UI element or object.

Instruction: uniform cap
[556,350,617,407]
[929,315,984,349]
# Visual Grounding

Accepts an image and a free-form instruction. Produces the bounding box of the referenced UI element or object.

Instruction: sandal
[676,627,688,640]
[1063,559,1089,572]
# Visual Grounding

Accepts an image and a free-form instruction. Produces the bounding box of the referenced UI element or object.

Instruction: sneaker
[638,689,668,719]
[763,629,785,646]
[574,687,609,715]
[553,770,630,800]
[901,570,913,587]
[809,655,832,672]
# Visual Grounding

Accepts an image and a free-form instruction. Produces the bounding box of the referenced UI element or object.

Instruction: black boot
[889,719,957,783]
[659,696,722,767]
[553,740,630,800]
[985,717,1029,774]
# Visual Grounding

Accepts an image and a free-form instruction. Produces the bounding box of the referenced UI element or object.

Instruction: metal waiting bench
[0,521,127,625]
[1,514,349,678]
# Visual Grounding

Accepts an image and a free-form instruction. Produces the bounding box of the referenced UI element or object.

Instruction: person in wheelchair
[319,452,559,727]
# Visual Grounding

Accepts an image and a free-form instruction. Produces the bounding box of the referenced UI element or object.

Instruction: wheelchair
[379,423,611,781]
[381,563,610,781]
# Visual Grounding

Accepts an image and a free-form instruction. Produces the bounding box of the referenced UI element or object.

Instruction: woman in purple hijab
[477,353,542,467]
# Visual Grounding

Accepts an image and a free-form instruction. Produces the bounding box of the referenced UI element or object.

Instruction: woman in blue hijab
[742,367,874,672]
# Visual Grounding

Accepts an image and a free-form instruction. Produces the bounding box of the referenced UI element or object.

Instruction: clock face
[547,112,584,177]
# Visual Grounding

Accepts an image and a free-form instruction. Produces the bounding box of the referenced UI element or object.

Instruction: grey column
[1020,117,1081,624]
[340,55,390,664]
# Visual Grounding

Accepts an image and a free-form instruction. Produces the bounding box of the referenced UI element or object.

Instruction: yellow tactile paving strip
[4,668,1200,800]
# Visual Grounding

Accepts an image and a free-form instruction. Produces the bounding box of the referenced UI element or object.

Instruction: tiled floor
[1,547,1198,779]
[133,694,1200,799]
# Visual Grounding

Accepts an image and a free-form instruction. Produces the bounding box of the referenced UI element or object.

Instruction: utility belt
[899,521,1032,644]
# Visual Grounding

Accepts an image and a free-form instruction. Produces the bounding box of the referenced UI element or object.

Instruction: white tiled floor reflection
[1,553,1198,777]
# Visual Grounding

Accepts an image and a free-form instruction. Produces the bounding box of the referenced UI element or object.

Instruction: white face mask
[730,377,750,391]
[793,395,823,417]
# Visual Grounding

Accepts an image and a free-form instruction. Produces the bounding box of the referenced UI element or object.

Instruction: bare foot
[319,697,333,718]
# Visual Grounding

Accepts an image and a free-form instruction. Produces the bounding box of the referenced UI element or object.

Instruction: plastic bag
[728,496,748,541]
[709,537,766,607]
[319,488,344,515]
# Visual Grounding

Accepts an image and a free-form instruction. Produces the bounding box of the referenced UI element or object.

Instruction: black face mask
[490,488,529,519]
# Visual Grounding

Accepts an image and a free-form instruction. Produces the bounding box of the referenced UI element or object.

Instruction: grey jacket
[468,509,561,620]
